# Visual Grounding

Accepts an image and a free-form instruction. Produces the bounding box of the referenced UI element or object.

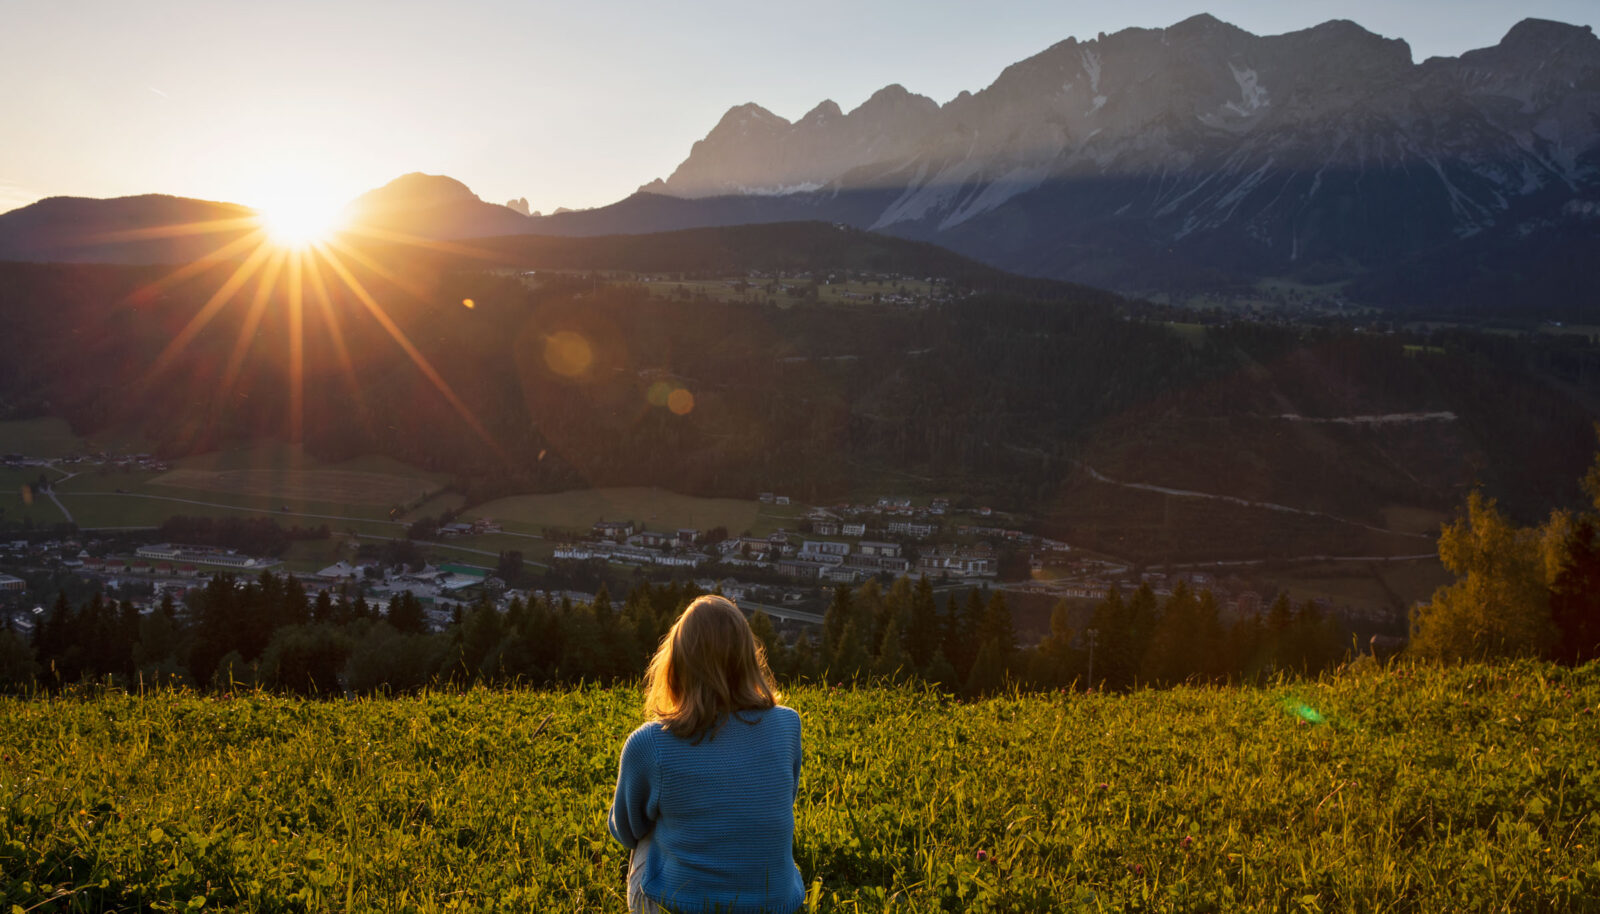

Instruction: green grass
[0,418,86,458]
[3,662,1598,912]
[0,467,69,525]
[466,487,766,538]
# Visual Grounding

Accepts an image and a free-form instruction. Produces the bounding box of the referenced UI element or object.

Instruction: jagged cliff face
[624,15,1600,307]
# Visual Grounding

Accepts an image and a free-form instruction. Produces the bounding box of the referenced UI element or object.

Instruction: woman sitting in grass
[609,594,804,914]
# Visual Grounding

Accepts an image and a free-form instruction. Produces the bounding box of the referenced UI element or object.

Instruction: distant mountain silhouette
[0,194,257,264]
[0,174,539,265]
[341,172,534,241]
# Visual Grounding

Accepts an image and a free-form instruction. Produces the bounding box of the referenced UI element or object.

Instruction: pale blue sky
[2,0,1593,216]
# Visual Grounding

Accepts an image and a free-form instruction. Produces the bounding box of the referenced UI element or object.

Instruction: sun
[258,195,347,249]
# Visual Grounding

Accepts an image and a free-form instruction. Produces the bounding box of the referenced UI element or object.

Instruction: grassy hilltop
[3,663,1599,912]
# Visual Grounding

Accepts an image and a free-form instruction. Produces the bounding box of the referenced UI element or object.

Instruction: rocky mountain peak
[715,103,789,131]
[1499,18,1597,54]
[799,99,843,126]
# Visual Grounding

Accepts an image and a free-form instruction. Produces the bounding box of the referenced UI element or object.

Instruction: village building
[797,540,849,566]
[916,544,997,579]
[776,558,828,581]
[886,520,936,539]
[592,520,635,541]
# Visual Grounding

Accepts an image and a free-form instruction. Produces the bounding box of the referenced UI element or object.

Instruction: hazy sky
[3,0,1594,216]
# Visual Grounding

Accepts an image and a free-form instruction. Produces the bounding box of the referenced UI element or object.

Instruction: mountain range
[532,14,1600,314]
[2,14,1597,316]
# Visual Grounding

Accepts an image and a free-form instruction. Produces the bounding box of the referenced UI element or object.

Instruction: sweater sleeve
[608,725,659,850]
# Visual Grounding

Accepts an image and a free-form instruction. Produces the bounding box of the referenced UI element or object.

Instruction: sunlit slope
[4,663,1598,912]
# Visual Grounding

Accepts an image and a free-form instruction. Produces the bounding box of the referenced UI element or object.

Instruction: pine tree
[856,579,886,650]
[964,639,1004,697]
[831,620,869,683]
[387,592,428,635]
[1549,515,1600,664]
[874,617,911,681]
[822,584,855,665]
[1034,599,1077,688]
[982,590,1016,659]
[923,647,959,692]
[906,575,940,669]
[748,609,782,675]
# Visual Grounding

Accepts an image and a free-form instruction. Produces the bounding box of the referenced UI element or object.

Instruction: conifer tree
[748,609,781,673]
[906,575,940,669]
[923,647,959,692]
[822,584,855,664]
[874,616,911,682]
[1033,598,1077,688]
[831,619,870,683]
[964,638,1004,697]
[982,590,1016,659]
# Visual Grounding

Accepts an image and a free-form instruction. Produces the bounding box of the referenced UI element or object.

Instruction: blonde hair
[643,594,780,741]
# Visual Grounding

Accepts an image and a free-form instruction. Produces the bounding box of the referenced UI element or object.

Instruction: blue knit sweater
[608,706,804,914]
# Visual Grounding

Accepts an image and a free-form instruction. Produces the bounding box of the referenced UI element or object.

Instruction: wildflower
[1133,864,1144,875]
[1181,835,1194,849]
[975,849,988,862]
[1097,782,1109,790]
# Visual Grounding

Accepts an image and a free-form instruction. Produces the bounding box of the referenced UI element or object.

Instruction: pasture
[0,418,86,458]
[466,487,769,537]
[2,662,1597,911]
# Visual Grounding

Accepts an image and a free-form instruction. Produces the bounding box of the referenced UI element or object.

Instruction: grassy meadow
[465,487,794,538]
[3,662,1597,912]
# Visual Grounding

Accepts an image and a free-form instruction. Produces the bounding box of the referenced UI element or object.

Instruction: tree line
[0,569,1352,697]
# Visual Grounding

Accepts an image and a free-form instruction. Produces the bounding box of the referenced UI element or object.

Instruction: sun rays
[108,202,510,459]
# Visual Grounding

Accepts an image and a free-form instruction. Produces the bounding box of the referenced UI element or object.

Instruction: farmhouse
[592,520,634,541]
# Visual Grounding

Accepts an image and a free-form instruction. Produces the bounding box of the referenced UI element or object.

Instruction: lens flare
[545,331,594,378]
[667,388,695,416]
[1283,699,1325,724]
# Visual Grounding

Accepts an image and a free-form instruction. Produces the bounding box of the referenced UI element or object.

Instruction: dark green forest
[1,570,1353,698]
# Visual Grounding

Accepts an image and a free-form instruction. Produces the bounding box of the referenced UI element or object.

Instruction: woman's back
[608,595,804,914]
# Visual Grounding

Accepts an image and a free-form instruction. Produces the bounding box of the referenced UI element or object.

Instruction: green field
[29,443,448,533]
[466,487,772,538]
[0,418,88,458]
[0,467,69,526]
[3,662,1597,912]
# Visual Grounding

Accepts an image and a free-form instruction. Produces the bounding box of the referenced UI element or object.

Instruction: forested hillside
[2,227,1597,561]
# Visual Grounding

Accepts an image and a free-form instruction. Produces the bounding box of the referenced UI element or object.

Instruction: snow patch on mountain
[1223,63,1269,115]
[1081,48,1102,92]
